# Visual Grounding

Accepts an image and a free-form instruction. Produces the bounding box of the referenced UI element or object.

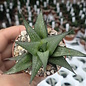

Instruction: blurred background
[0,0,86,86]
[0,0,86,30]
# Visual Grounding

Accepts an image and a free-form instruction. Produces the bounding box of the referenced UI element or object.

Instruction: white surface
[38,73,63,86]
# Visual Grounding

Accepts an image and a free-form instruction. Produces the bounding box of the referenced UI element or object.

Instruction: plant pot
[50,6,56,10]
[54,16,59,21]
[64,34,76,41]
[51,10,56,15]
[72,27,80,34]
[80,39,86,50]
[42,9,50,16]
[80,28,85,34]
[12,27,61,85]
[80,39,85,46]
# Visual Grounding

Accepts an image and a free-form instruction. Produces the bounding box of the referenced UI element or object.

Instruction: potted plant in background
[64,29,76,41]
[70,20,80,34]
[59,22,67,32]
[79,36,86,50]
[54,26,62,34]
[80,22,86,35]
[4,12,86,85]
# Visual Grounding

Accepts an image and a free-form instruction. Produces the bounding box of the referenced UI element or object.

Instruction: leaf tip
[29,78,33,84]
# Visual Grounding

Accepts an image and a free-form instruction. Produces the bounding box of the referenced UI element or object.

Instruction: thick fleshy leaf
[38,42,47,52]
[30,55,42,83]
[53,46,86,57]
[5,53,27,61]
[15,41,40,55]
[49,56,74,73]
[37,50,49,71]
[4,53,32,74]
[34,11,48,39]
[21,14,41,41]
[41,32,68,55]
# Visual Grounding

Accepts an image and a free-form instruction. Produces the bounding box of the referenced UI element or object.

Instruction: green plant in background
[82,24,86,29]
[68,29,75,35]
[71,21,79,27]
[4,12,86,83]
[54,27,60,32]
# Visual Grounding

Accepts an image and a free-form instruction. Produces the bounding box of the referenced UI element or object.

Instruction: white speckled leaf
[5,53,27,61]
[4,53,32,74]
[15,41,40,55]
[53,46,86,57]
[37,50,49,71]
[34,11,48,39]
[21,14,41,41]
[30,55,42,83]
[49,56,75,73]
[41,32,68,55]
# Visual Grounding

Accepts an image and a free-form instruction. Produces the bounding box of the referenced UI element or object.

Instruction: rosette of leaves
[4,12,86,84]
[71,21,78,27]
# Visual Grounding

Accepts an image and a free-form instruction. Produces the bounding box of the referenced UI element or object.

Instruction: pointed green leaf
[39,42,47,52]
[4,53,32,74]
[21,14,41,41]
[41,32,68,55]
[49,56,74,73]
[34,11,48,39]
[53,46,86,57]
[37,50,49,71]
[15,41,40,55]
[5,53,27,61]
[30,55,42,83]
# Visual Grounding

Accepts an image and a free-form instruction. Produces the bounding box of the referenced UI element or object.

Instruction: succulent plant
[5,11,86,84]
